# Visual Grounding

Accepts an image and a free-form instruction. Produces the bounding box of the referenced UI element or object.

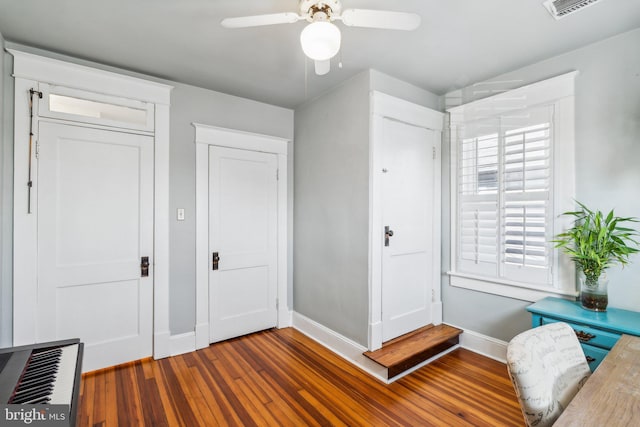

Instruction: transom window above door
[39,84,155,132]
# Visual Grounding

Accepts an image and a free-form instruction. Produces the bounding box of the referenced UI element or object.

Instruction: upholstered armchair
[506,322,591,427]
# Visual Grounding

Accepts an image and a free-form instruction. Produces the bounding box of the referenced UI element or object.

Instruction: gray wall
[294,71,371,345]
[169,82,294,334]
[294,69,440,346]
[0,43,294,341]
[441,28,640,342]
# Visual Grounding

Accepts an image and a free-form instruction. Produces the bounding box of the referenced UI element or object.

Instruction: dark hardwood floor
[78,327,523,426]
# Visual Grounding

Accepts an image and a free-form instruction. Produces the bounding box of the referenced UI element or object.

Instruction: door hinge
[35,141,40,159]
[276,168,279,181]
[212,252,220,270]
[276,298,279,309]
[432,147,436,159]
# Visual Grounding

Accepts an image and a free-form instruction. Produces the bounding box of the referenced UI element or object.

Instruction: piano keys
[0,338,83,427]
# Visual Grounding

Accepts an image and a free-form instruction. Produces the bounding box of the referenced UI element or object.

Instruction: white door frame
[193,123,290,349]
[9,50,174,359]
[368,91,444,351]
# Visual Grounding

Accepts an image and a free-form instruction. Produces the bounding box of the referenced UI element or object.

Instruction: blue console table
[527,297,640,371]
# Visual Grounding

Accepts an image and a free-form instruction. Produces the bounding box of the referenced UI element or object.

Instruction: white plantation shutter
[459,198,498,274]
[455,107,554,286]
[457,123,499,276]
[502,109,553,284]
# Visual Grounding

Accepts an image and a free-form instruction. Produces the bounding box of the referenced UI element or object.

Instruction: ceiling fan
[221,0,421,75]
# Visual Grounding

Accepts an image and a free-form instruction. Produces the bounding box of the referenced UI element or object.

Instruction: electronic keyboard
[0,338,83,427]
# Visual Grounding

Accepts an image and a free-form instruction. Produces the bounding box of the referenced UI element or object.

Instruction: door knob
[212,252,220,270]
[384,226,394,246]
[141,256,150,277]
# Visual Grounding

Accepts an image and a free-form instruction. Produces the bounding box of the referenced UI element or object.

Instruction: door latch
[141,256,150,277]
[212,252,220,270]
[384,226,394,247]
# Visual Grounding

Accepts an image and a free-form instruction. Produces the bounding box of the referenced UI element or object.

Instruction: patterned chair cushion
[506,322,591,427]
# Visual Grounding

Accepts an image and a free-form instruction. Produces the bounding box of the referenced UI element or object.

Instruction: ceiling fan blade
[221,12,301,29]
[339,9,421,31]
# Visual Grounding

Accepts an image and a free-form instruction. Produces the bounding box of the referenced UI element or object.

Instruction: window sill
[447,272,578,302]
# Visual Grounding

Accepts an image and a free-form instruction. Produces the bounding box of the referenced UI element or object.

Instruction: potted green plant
[554,201,639,311]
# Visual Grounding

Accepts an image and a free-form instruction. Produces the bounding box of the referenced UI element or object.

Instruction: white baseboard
[195,322,209,350]
[293,314,508,385]
[169,331,196,357]
[368,321,383,352]
[279,309,293,328]
[292,312,389,383]
[432,301,443,325]
[160,313,293,360]
[449,325,508,363]
[153,330,171,359]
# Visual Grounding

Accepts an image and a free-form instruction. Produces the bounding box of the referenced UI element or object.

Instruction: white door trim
[193,123,290,350]
[9,50,173,360]
[368,91,444,351]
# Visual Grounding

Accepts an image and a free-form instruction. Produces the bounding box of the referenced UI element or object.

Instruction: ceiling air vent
[543,0,605,19]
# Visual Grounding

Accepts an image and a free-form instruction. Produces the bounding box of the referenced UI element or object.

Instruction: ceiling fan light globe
[300,21,341,61]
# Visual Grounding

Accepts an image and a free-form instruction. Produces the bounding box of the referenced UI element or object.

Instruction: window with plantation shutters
[448,72,577,301]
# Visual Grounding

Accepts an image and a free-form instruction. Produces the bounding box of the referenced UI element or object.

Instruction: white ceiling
[0,0,639,108]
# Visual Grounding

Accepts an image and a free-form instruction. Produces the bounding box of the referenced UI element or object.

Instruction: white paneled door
[381,118,435,342]
[36,122,153,372]
[209,146,278,343]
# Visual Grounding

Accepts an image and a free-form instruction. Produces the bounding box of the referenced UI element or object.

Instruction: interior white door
[209,146,278,343]
[36,121,154,372]
[381,118,435,342]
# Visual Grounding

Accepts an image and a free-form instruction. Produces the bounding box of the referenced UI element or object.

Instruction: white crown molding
[7,49,172,105]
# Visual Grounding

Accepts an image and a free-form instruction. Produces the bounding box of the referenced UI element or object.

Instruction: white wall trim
[193,123,290,348]
[452,325,509,363]
[169,332,196,357]
[12,77,39,346]
[194,138,210,349]
[194,123,288,155]
[371,91,444,131]
[449,272,578,302]
[294,314,503,384]
[9,50,173,363]
[368,91,444,351]
[153,103,172,359]
[8,49,171,105]
[447,71,577,300]
[292,312,389,383]
[447,71,578,121]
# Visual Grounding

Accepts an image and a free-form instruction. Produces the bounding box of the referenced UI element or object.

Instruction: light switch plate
[177,208,185,221]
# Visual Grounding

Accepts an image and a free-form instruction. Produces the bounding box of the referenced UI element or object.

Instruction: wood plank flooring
[78,327,524,426]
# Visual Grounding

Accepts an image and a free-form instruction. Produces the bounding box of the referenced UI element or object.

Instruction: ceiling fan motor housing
[300,0,342,21]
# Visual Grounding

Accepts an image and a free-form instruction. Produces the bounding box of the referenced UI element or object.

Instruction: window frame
[447,72,578,301]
